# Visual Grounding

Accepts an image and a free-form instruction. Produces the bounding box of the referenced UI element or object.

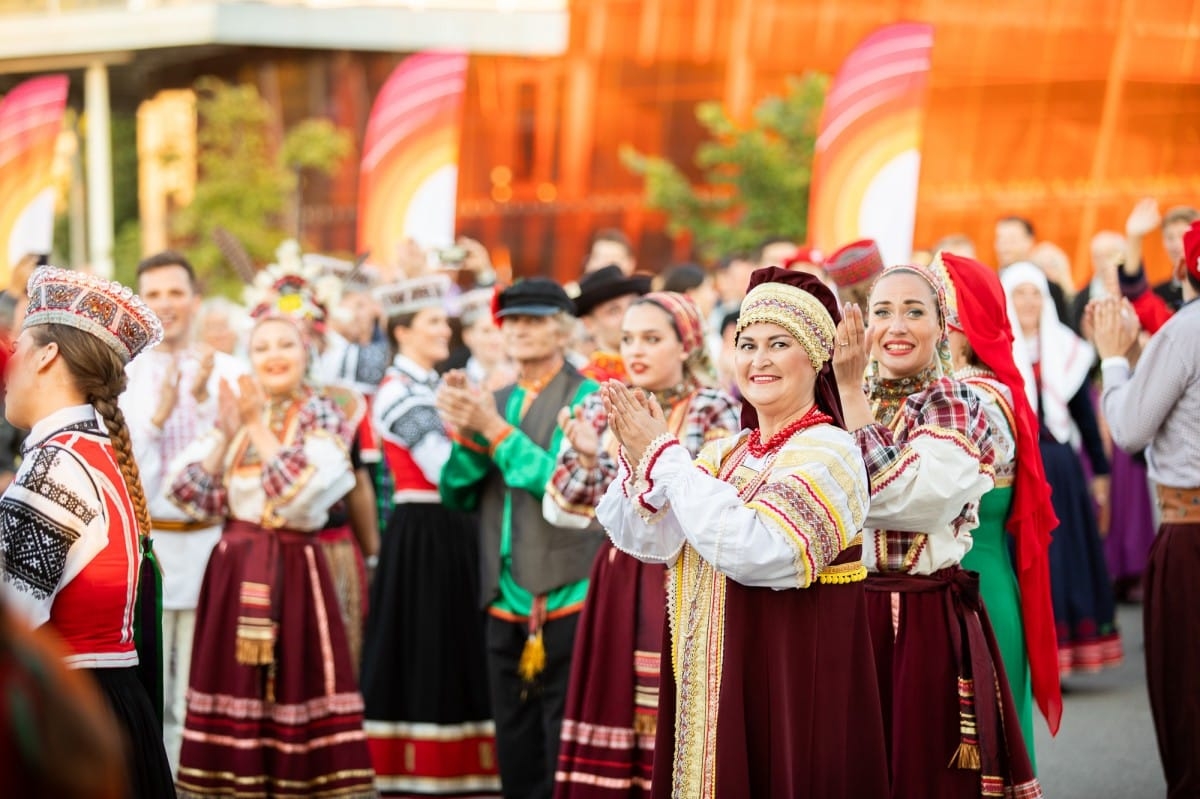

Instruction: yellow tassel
[948,741,981,770]
[517,630,545,683]
[633,709,657,736]
[265,662,277,704]
[236,634,275,666]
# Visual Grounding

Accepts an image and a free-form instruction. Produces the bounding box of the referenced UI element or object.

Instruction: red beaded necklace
[746,404,833,458]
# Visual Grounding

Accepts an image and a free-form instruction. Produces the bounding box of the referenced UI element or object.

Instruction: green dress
[959,373,1036,769]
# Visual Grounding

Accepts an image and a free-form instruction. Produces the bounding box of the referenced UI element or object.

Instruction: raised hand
[832,303,871,389]
[557,404,600,466]
[215,378,240,440]
[1125,198,1162,240]
[601,381,669,466]
[192,344,216,403]
[235,374,266,427]
[152,359,181,429]
[1089,297,1140,360]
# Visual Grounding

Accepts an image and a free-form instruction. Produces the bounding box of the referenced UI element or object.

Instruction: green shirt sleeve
[491,379,598,500]
[438,440,492,511]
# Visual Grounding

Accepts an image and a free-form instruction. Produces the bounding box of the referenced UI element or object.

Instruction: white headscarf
[1000,262,1095,445]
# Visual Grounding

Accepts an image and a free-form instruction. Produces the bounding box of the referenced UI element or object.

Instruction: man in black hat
[573,264,651,383]
[436,278,603,799]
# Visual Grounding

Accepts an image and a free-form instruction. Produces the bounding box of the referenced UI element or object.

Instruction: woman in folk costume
[360,274,500,797]
[932,252,1062,766]
[1001,262,1123,677]
[246,244,380,670]
[596,268,889,798]
[169,299,375,798]
[833,262,1041,798]
[545,292,740,797]
[0,266,176,797]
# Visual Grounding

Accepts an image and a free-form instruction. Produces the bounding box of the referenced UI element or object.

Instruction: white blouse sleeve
[599,428,869,590]
[597,446,688,564]
[0,445,107,627]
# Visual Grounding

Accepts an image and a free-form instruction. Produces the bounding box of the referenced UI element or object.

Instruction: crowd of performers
[0,199,1197,799]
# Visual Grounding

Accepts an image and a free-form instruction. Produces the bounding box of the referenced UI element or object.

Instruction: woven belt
[152,518,219,533]
[1155,486,1200,524]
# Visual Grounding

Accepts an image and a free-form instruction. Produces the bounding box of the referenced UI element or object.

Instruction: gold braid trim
[736,282,836,369]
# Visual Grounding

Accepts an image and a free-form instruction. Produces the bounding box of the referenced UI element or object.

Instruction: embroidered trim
[633,434,679,523]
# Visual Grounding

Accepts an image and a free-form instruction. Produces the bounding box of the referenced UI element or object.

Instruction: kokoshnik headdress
[24,266,164,364]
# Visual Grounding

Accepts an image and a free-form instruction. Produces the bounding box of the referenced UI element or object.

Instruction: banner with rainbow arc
[808,22,935,267]
[0,75,68,285]
[357,52,469,269]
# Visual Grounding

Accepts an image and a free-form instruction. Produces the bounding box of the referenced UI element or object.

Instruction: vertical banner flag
[0,75,69,285]
[357,52,468,267]
[808,23,934,266]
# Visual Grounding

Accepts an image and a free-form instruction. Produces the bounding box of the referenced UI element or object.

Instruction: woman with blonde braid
[0,266,176,797]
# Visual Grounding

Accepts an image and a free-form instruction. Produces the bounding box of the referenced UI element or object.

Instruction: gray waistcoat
[477,364,603,609]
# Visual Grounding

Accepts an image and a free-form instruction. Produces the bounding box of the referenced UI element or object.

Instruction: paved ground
[1034,603,1165,798]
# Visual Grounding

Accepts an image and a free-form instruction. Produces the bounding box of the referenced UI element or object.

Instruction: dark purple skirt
[865,568,1042,799]
[1104,448,1157,586]
[651,552,889,798]
[176,522,376,798]
[555,540,663,798]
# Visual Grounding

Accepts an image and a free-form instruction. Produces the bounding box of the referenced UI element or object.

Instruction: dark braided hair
[29,325,152,538]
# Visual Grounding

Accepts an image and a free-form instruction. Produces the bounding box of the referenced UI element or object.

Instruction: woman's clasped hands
[598,380,669,469]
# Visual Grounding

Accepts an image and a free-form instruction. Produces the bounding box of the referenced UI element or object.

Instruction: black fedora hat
[574,265,652,317]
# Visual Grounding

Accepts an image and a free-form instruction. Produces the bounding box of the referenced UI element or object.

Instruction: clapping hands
[1086,297,1141,360]
[599,381,669,467]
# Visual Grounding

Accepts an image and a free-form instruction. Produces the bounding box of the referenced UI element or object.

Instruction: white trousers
[162,607,197,777]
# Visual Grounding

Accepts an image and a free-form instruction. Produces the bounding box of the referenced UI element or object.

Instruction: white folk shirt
[122,346,246,609]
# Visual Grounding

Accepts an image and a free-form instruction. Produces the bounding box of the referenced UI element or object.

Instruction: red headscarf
[940,252,1063,735]
[739,267,845,430]
[1184,220,1200,282]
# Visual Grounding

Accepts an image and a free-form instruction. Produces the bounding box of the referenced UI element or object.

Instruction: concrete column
[85,62,114,278]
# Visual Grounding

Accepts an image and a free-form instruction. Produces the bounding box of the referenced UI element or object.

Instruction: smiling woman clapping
[596,268,888,799]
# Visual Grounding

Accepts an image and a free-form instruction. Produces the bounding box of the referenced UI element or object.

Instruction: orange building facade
[450,0,1200,286]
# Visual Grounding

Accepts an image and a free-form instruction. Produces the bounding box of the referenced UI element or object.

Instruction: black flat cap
[496,278,576,318]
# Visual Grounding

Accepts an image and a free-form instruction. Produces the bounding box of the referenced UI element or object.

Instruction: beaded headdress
[244,240,339,323]
[375,274,451,319]
[736,281,837,369]
[24,266,164,364]
[926,251,961,331]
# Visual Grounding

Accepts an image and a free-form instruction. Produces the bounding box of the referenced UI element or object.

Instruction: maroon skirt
[651,547,889,798]
[866,568,1042,799]
[176,521,376,798]
[555,540,664,798]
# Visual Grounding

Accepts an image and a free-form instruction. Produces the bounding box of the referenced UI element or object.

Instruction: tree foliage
[621,73,827,261]
[174,77,351,296]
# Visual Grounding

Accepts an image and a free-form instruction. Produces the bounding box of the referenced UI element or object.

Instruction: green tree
[175,77,351,296]
[621,73,827,261]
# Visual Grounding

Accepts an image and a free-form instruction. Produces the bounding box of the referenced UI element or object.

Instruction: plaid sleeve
[262,395,353,501]
[911,378,995,476]
[170,461,228,520]
[853,423,902,486]
[546,392,614,517]
[856,377,995,497]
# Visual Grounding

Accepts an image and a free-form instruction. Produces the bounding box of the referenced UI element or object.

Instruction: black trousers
[486,611,579,799]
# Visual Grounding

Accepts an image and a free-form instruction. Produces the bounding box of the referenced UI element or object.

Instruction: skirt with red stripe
[176,522,376,798]
[555,541,662,798]
[360,502,499,797]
